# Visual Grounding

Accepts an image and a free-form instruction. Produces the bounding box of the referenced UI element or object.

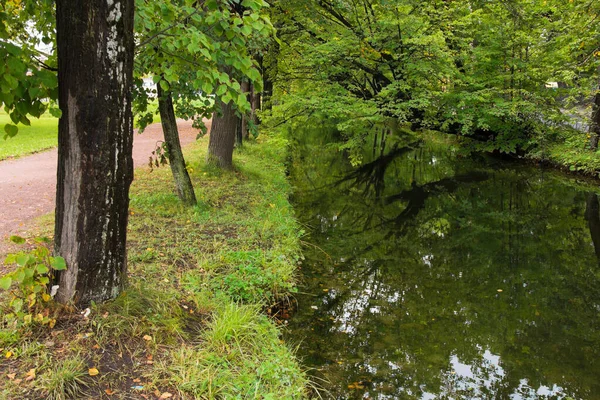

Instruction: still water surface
[285,129,600,399]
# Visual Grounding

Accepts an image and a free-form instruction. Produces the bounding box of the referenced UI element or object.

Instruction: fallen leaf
[5,351,12,359]
[88,368,100,376]
[13,379,22,384]
[497,289,503,293]
[105,388,115,395]
[133,378,141,383]
[7,373,16,380]
[159,392,173,399]
[143,335,152,341]
[92,344,100,350]
[24,369,36,381]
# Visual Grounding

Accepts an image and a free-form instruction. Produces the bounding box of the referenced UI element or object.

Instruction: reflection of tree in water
[288,130,600,400]
[585,193,600,262]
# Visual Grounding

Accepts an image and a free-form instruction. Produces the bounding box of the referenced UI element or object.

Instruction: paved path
[0,119,206,262]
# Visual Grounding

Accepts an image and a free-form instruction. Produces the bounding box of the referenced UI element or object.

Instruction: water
[285,128,600,399]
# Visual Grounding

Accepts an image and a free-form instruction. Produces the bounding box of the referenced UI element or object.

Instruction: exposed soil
[0,119,209,266]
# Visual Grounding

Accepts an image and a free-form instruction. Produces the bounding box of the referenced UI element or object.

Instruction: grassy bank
[0,112,58,161]
[527,129,600,177]
[0,134,309,398]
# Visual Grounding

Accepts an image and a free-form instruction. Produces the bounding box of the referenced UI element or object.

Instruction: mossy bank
[0,133,309,399]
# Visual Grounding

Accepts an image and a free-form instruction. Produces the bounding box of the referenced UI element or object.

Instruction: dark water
[285,128,600,399]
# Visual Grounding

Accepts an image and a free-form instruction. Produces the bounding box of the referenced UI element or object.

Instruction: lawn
[0,101,163,161]
[0,112,58,161]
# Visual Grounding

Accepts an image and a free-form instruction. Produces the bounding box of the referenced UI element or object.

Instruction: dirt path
[0,119,205,262]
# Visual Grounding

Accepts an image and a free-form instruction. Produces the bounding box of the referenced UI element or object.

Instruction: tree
[208,97,239,169]
[53,0,135,305]
[156,82,197,206]
[134,0,273,182]
[1,0,58,138]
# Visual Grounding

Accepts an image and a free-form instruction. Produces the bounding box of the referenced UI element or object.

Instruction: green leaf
[0,276,12,290]
[12,298,23,313]
[159,80,170,91]
[16,254,32,267]
[51,257,67,271]
[36,264,49,274]
[9,235,25,244]
[4,123,18,138]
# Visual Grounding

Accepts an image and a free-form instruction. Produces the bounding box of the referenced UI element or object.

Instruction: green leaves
[51,257,67,271]
[133,0,273,129]
[0,276,11,290]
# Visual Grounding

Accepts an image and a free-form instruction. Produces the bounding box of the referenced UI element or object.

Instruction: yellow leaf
[143,335,152,341]
[7,373,16,380]
[42,293,51,302]
[5,351,12,359]
[88,368,100,376]
[24,369,36,381]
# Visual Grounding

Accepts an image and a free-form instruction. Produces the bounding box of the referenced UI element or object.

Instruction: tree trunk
[54,0,135,306]
[207,99,238,169]
[250,83,260,126]
[589,84,600,151]
[585,193,600,262]
[157,83,197,206]
[241,80,250,140]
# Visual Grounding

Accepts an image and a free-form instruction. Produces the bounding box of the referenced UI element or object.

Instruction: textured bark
[240,80,250,140]
[207,99,238,169]
[585,193,600,261]
[157,84,197,206]
[54,0,135,306]
[250,83,260,126]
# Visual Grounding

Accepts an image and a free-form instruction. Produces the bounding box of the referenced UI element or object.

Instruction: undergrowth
[0,133,308,398]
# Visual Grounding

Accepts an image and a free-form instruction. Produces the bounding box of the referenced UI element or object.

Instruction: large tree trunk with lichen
[207,99,238,169]
[589,84,600,151]
[53,0,135,306]
[157,83,197,206]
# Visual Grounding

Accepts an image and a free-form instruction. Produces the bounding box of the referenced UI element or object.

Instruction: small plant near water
[0,236,66,328]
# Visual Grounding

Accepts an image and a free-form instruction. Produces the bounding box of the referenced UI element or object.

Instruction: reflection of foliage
[287,126,600,399]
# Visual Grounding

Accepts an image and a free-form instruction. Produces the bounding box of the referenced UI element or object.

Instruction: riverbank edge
[0,134,309,398]
[429,129,600,182]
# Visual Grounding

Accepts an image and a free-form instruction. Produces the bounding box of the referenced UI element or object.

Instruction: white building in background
[142,77,156,98]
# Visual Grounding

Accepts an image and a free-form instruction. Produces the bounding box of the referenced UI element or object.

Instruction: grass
[0,101,162,160]
[0,133,309,398]
[0,111,58,160]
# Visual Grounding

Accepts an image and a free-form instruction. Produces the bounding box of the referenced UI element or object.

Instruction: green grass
[0,112,58,160]
[0,133,310,399]
[0,101,162,160]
